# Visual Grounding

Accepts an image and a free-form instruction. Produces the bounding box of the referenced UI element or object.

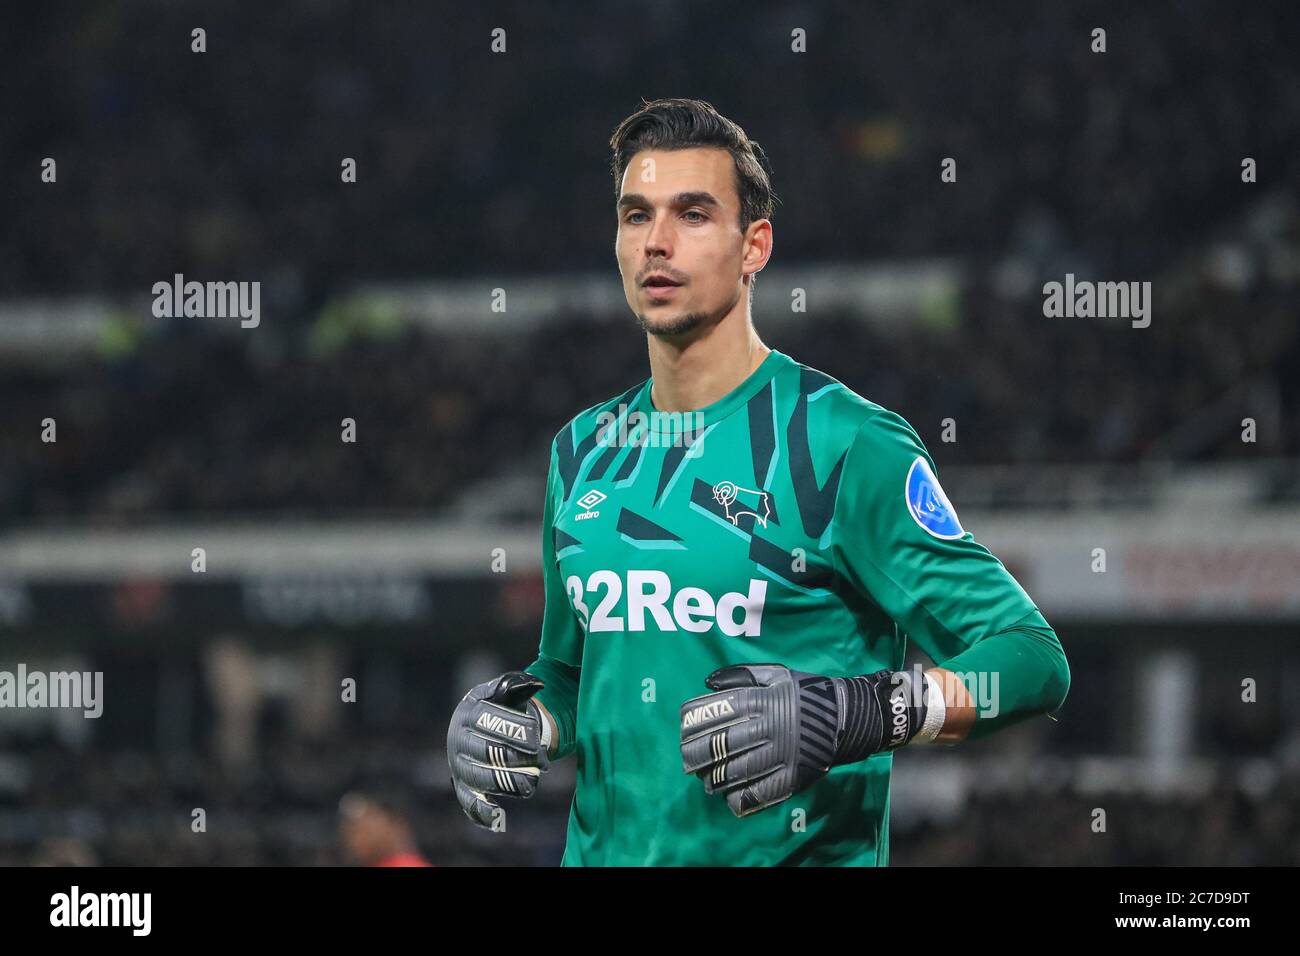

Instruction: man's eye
[683,210,706,222]
[625,212,647,224]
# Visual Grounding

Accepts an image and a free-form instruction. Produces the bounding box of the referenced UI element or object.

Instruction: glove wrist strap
[832,668,928,764]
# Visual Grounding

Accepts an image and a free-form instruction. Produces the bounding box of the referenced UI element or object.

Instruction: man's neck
[647,311,770,413]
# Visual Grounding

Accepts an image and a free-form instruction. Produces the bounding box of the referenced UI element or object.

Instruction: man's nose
[645,216,673,258]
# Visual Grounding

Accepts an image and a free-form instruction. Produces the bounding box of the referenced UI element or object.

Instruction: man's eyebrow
[617,191,723,211]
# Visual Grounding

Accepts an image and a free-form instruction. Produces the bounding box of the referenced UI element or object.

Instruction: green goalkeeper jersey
[527,349,1068,866]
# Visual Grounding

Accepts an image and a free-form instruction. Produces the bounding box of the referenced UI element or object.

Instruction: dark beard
[633,309,710,338]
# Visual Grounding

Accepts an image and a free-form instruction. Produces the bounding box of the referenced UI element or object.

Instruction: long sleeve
[524,440,585,759]
[830,410,1070,736]
[941,607,1070,738]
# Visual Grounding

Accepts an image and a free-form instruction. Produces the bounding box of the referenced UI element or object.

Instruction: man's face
[615,147,755,338]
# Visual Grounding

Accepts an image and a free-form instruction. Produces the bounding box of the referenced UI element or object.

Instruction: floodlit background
[1,1,1298,865]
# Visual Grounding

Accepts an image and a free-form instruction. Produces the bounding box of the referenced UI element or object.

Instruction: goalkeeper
[447,98,1069,865]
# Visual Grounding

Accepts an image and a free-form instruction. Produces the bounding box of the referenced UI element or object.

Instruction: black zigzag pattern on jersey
[613,433,646,482]
[586,387,645,483]
[746,381,776,490]
[616,508,682,542]
[690,478,731,523]
[748,535,835,590]
[587,435,624,484]
[556,383,643,499]
[797,675,840,770]
[786,367,849,539]
[555,425,597,503]
[553,527,582,553]
[652,427,707,506]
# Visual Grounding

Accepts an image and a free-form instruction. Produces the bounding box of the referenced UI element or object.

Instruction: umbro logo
[575,489,606,522]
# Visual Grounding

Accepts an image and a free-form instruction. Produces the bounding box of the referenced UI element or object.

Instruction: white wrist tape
[533,700,554,750]
[914,671,947,743]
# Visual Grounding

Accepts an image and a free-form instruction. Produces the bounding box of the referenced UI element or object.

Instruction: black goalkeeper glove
[447,671,550,828]
[680,663,932,817]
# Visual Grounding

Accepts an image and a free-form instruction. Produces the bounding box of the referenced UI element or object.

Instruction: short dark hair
[609,98,778,232]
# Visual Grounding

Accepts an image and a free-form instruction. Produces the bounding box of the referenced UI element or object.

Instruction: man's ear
[743,218,774,281]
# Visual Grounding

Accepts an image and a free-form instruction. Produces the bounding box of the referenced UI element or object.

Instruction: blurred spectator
[338,791,432,867]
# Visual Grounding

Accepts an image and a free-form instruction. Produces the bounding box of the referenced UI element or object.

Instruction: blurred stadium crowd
[3,1,1298,293]
[0,0,1296,522]
[2,268,1297,524]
